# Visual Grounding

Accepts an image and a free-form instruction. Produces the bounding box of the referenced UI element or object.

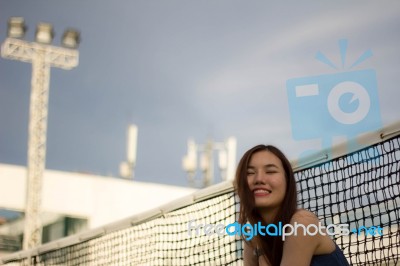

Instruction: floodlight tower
[1,17,80,249]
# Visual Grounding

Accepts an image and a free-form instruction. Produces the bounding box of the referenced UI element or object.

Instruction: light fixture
[62,29,80,49]
[7,17,26,38]
[35,23,54,44]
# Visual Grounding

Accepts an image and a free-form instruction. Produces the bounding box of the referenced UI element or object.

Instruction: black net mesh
[296,135,400,265]
[2,136,399,265]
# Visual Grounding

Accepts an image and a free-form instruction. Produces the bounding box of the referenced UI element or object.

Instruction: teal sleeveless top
[310,244,349,266]
[255,244,349,265]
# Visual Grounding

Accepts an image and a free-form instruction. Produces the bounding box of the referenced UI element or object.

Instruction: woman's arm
[280,209,321,266]
[243,240,259,266]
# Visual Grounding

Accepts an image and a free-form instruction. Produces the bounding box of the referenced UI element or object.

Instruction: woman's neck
[258,207,279,224]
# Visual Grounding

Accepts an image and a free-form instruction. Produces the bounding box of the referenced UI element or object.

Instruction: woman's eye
[266,171,277,174]
[247,172,255,175]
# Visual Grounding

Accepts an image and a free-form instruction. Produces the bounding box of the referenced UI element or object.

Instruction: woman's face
[246,150,287,211]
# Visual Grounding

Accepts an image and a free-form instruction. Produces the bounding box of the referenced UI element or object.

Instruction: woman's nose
[254,171,265,184]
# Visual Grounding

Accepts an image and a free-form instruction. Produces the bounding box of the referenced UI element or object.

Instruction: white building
[0,163,196,255]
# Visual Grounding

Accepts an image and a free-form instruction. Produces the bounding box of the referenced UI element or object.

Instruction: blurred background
[0,0,399,254]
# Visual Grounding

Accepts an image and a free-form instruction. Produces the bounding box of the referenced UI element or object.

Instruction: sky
[0,1,399,187]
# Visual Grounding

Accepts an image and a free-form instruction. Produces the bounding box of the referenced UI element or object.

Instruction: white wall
[0,164,196,228]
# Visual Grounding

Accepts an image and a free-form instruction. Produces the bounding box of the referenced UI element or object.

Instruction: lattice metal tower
[1,17,80,249]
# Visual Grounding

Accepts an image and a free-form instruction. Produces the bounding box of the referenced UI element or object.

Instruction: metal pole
[23,47,50,249]
[203,140,214,187]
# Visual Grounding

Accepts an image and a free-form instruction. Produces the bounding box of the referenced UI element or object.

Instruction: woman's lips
[253,189,271,197]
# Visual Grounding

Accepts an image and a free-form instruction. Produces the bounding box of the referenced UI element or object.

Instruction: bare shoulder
[291,208,336,255]
[291,209,319,224]
[280,209,321,266]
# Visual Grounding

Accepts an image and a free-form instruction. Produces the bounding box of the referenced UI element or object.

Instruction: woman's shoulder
[290,208,337,256]
[290,208,319,224]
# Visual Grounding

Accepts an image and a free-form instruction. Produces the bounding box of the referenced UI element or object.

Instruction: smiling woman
[234,145,349,266]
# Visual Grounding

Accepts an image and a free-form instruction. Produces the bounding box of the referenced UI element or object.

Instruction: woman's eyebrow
[247,164,279,169]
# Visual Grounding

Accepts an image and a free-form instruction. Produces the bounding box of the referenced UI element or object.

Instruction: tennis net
[1,122,399,265]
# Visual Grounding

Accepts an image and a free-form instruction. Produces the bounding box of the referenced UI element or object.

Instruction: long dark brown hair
[234,145,297,266]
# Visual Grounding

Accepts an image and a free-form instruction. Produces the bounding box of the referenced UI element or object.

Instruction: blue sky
[0,1,399,187]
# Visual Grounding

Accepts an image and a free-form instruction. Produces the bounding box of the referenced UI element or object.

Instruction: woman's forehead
[249,150,282,166]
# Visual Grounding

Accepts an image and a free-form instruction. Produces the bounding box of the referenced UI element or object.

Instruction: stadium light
[35,23,54,44]
[1,17,80,250]
[62,29,80,49]
[7,17,26,39]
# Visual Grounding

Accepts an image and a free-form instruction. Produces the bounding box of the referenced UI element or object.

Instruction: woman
[235,144,349,266]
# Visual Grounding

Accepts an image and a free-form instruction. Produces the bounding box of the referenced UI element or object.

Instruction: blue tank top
[255,243,349,265]
[310,244,349,266]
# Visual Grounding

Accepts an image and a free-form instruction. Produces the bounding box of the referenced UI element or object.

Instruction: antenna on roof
[120,124,138,179]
